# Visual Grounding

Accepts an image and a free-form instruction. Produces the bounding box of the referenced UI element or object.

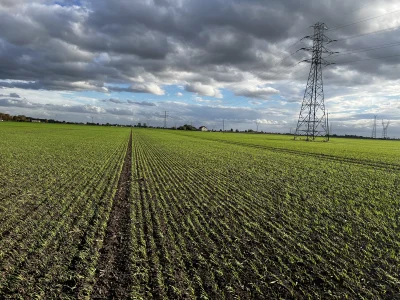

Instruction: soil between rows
[91,131,133,299]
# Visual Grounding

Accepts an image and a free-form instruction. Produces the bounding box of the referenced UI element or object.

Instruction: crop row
[1,124,398,299]
[0,124,130,298]
[173,130,400,167]
[129,129,400,299]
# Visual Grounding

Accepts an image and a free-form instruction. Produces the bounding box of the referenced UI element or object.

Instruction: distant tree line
[0,112,130,127]
[177,124,197,130]
[3,113,395,139]
[0,113,33,122]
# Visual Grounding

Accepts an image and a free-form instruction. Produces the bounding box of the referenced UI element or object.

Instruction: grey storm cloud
[0,97,105,114]
[108,98,124,104]
[233,86,280,100]
[105,107,133,116]
[9,92,20,98]
[154,101,293,130]
[0,92,20,98]
[0,98,41,108]
[1,0,399,94]
[52,104,106,114]
[100,98,124,103]
[0,98,105,115]
[101,98,157,106]
[109,83,165,95]
[0,80,107,92]
[127,100,156,107]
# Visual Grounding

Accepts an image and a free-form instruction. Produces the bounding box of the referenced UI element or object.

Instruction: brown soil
[91,132,133,299]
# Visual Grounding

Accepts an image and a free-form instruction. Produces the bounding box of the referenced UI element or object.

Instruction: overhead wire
[255,38,307,74]
[223,64,310,108]
[335,24,400,42]
[330,41,400,57]
[331,52,400,65]
[258,3,400,130]
[345,1,378,14]
[220,40,309,108]
[329,1,380,28]
[328,8,400,31]
[221,3,400,111]
[223,30,327,108]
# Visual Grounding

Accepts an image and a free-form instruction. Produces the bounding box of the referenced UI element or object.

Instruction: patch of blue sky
[221,89,281,108]
[62,90,104,101]
[54,0,82,7]
[216,89,248,107]
[104,83,130,88]
[65,84,288,108]
[161,85,206,104]
[68,87,163,104]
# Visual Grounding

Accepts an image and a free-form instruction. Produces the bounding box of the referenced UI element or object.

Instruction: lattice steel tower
[382,120,389,139]
[372,115,377,139]
[294,22,336,141]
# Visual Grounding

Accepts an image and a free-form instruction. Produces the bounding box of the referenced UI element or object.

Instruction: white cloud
[130,83,165,95]
[194,96,211,103]
[250,101,261,105]
[109,98,124,104]
[185,82,223,98]
[127,100,156,106]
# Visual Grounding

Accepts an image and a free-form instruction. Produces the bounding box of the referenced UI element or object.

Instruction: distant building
[31,120,41,123]
[199,126,208,131]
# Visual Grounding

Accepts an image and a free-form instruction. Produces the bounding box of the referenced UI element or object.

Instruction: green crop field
[0,122,399,299]
[0,123,130,298]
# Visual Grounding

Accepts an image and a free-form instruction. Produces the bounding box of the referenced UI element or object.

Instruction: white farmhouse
[199,126,208,131]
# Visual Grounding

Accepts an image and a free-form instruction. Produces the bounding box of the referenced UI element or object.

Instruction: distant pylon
[372,115,377,139]
[294,22,337,141]
[164,111,168,128]
[382,119,389,139]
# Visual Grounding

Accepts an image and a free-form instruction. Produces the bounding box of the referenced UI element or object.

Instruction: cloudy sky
[1,0,400,136]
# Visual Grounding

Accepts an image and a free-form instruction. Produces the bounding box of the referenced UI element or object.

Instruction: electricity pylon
[255,120,260,132]
[294,22,336,141]
[382,120,389,139]
[372,115,377,139]
[163,111,168,128]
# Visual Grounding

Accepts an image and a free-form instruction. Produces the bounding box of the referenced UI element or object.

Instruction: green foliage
[177,124,197,131]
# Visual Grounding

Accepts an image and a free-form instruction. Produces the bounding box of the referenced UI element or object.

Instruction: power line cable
[330,41,400,57]
[345,1,378,14]
[201,44,308,109]
[271,65,310,90]
[250,6,398,101]
[224,65,310,108]
[335,24,400,42]
[253,39,316,81]
[328,1,379,28]
[331,52,400,65]
[228,48,307,103]
[254,59,303,80]
[219,15,400,109]
[328,8,400,31]
[256,38,307,73]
